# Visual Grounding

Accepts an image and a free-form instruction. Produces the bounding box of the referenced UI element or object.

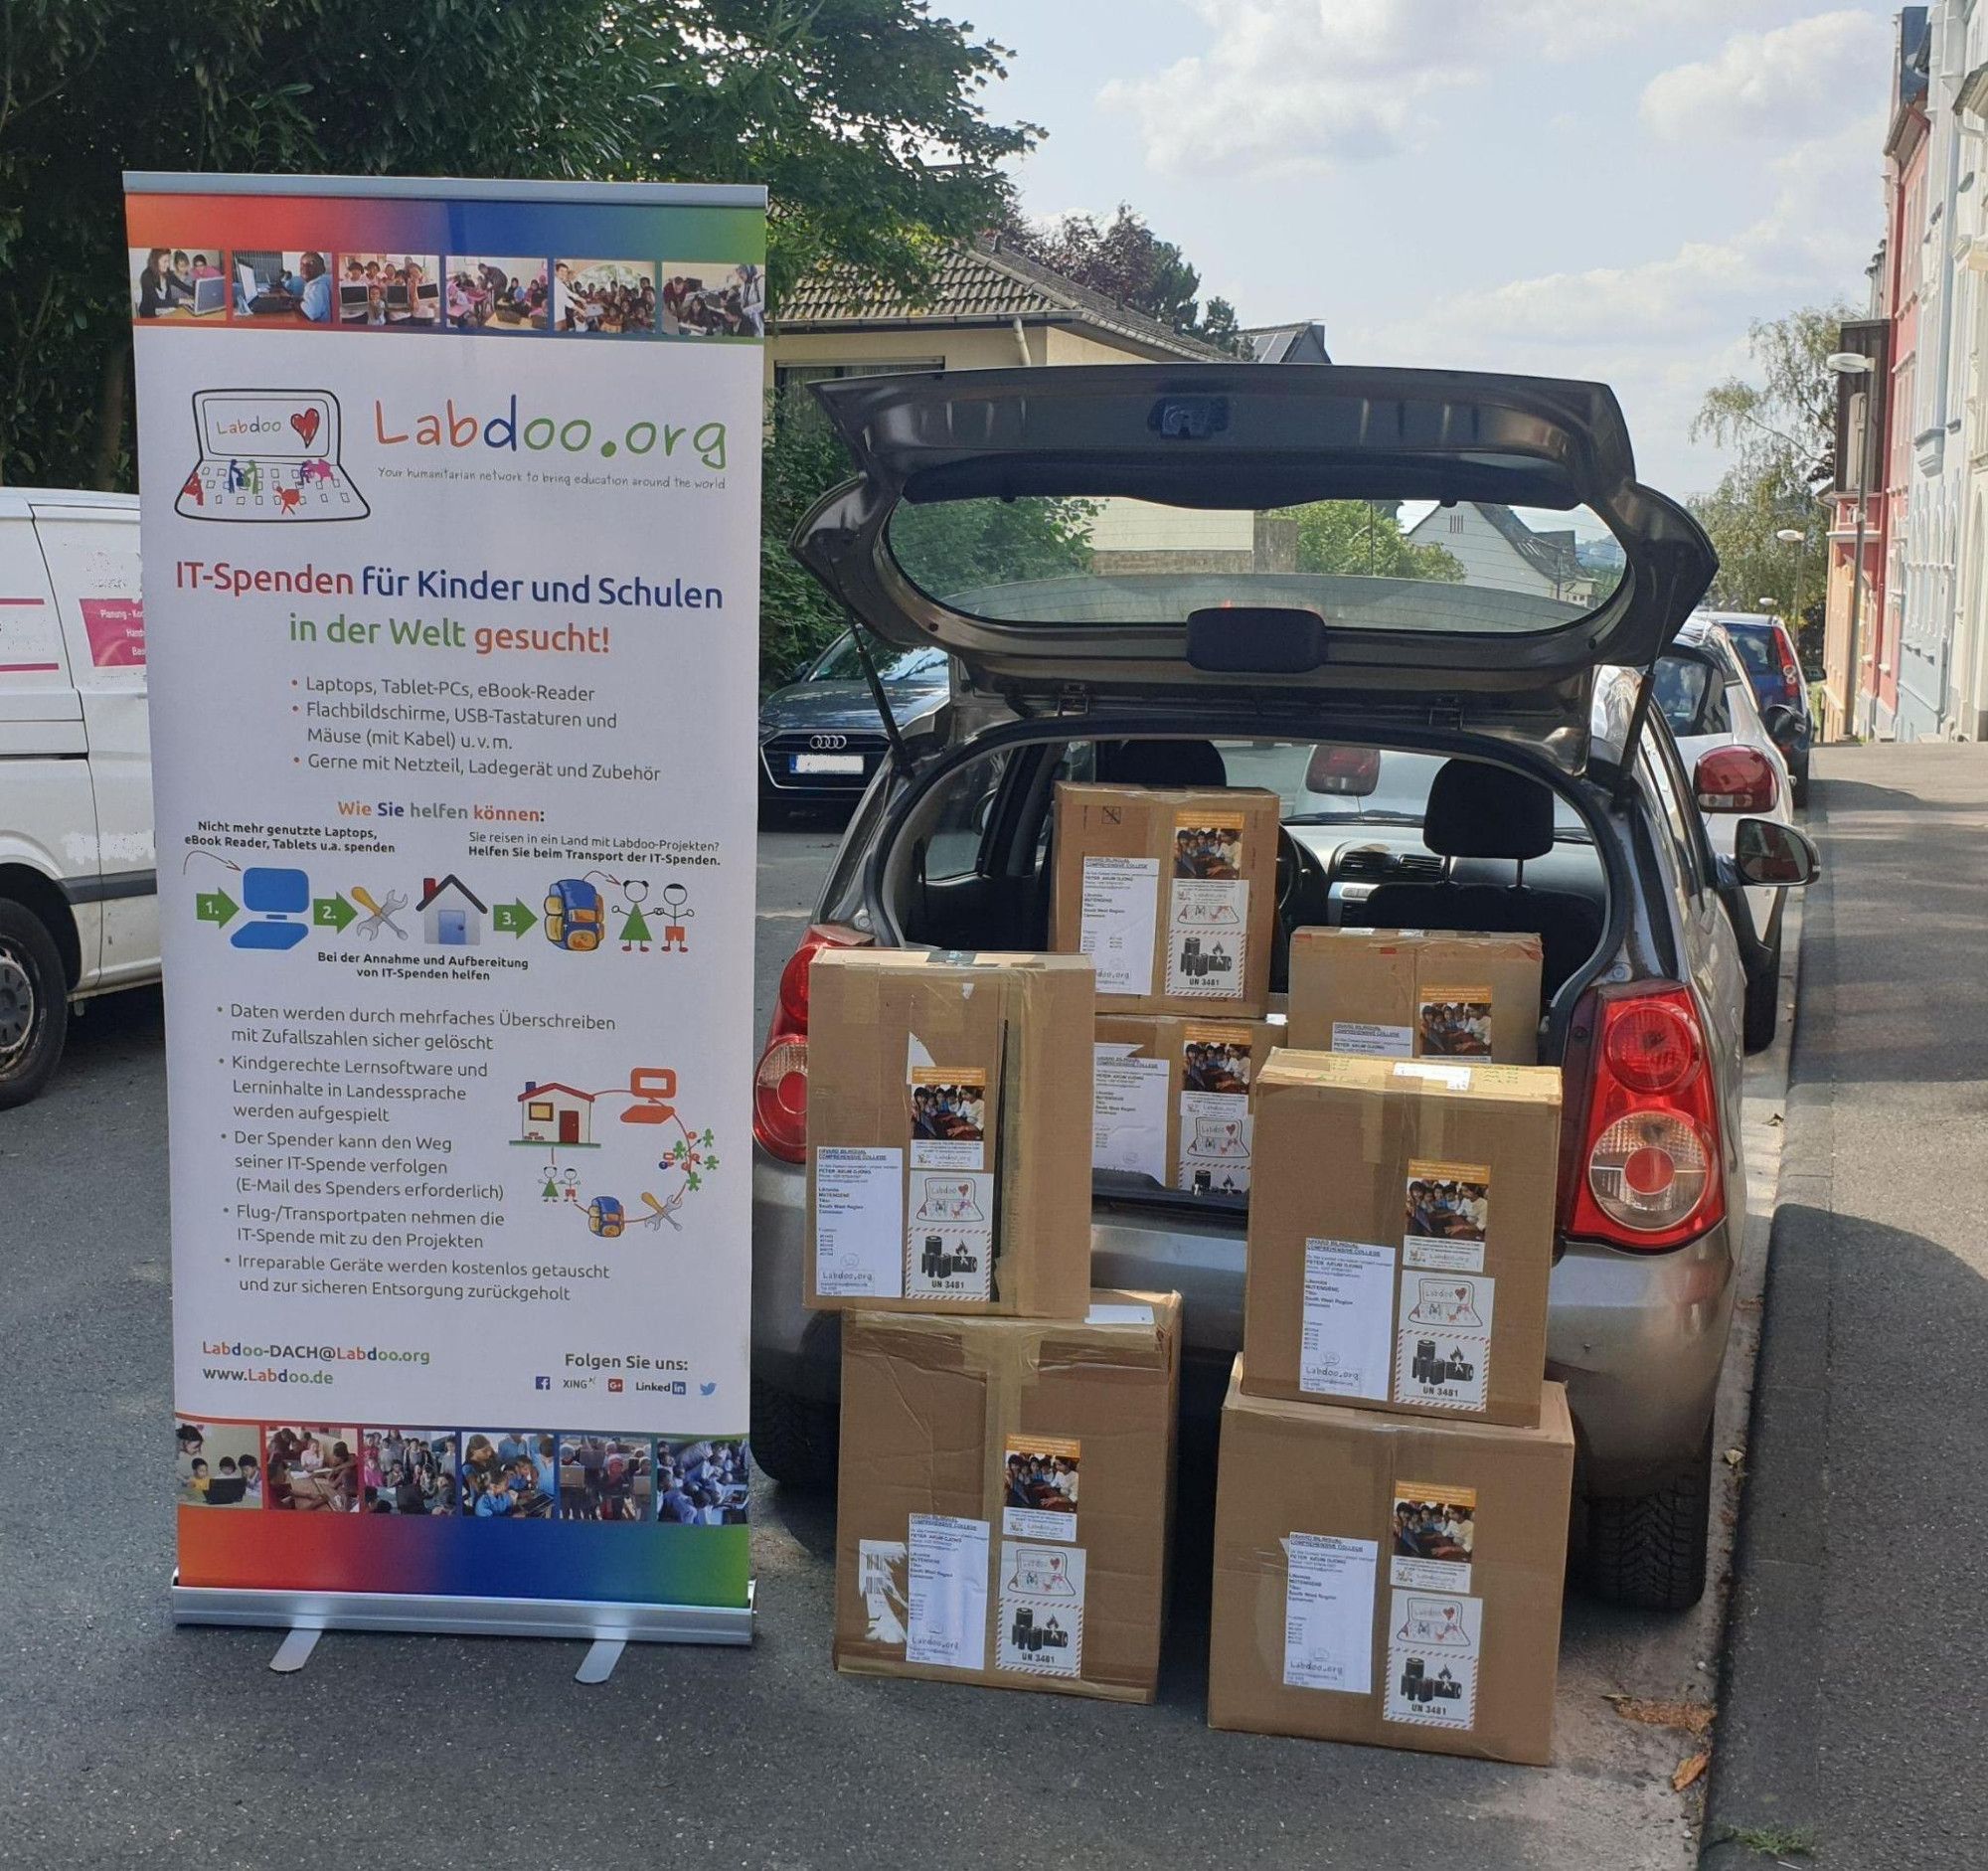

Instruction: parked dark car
[757,632,948,820]
[749,364,1819,1612]
[1703,610,1813,805]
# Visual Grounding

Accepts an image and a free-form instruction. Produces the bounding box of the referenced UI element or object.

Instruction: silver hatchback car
[747,365,1817,1611]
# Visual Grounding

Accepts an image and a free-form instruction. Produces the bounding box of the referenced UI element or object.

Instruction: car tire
[749,1376,839,1490]
[0,898,69,1110]
[1574,1425,1712,1612]
[1742,931,1782,1054]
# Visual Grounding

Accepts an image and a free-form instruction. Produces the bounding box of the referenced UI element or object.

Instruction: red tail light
[1561,982,1726,1252]
[1692,745,1777,814]
[751,923,871,1163]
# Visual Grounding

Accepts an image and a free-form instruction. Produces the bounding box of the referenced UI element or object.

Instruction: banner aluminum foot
[269,1625,323,1673]
[172,1575,755,1652]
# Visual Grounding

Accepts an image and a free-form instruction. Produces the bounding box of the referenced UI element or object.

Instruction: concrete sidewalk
[1704,744,1988,1868]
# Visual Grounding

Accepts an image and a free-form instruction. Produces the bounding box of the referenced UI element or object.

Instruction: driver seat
[1348,759,1601,991]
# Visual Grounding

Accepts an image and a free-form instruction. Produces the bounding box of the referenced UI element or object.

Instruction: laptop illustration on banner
[176,390,369,523]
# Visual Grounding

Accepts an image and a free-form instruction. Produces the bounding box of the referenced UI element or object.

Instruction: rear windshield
[811,636,948,683]
[888,495,1627,634]
[1652,654,1729,738]
[1719,623,1778,679]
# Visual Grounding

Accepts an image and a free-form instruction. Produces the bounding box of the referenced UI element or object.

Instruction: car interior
[873,733,1612,1016]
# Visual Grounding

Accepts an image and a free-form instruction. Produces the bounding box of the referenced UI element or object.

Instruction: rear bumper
[751,1151,1737,1499]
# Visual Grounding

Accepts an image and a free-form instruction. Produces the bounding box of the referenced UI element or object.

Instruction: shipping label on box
[1178,1022,1258,1195]
[1166,812,1251,998]
[1079,856,1162,997]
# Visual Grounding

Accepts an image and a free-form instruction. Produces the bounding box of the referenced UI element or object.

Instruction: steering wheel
[1276,825,1326,919]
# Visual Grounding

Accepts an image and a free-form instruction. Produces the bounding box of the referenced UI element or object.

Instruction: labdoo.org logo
[372,392,727,469]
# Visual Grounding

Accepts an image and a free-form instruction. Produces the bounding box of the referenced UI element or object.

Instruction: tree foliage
[1288,501,1464,582]
[991,202,1245,353]
[0,0,1036,487]
[887,490,1097,602]
[759,389,857,687]
[1689,303,1854,656]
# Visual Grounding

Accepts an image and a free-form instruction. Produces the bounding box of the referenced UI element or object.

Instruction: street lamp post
[1827,351,1877,741]
[1775,525,1808,676]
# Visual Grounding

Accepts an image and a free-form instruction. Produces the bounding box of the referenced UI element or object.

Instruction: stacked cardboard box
[1209,1368,1575,1764]
[1092,1014,1279,1196]
[1051,781,1282,1019]
[834,1292,1182,1702]
[1212,1048,1572,1761]
[804,948,1095,1315]
[1287,929,1543,1065]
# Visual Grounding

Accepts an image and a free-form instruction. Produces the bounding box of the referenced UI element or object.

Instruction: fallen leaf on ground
[1602,1695,1716,1735]
[1672,1749,1711,1791]
[1724,1447,1745,1467]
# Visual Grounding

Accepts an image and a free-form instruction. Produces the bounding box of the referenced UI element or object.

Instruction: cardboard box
[1051,781,1282,1018]
[1242,1050,1562,1427]
[1092,1015,1279,1196]
[834,1290,1182,1702]
[1286,929,1543,1065]
[1209,1364,1574,1764]
[805,948,1094,1316]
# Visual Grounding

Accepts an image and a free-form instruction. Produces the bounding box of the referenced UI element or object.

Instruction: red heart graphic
[290,408,321,447]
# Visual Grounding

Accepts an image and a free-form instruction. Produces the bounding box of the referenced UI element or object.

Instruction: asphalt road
[2,817,1794,1870]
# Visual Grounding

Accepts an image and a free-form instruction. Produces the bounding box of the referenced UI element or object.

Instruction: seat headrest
[1421,759,1555,860]
[1094,739,1228,789]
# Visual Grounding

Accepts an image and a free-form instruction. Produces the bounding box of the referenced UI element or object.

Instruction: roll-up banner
[127,174,765,1645]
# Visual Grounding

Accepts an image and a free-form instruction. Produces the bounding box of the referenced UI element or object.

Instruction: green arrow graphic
[313,895,357,933]
[195,889,239,928]
[493,900,538,936]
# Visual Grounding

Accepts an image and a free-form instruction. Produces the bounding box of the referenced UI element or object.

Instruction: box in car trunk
[1241,1050,1562,1428]
[1286,928,1543,1065]
[834,1291,1182,1702]
[804,948,1094,1316]
[1092,1014,1280,1196]
[1051,782,1282,1019]
[1209,1361,1574,1764]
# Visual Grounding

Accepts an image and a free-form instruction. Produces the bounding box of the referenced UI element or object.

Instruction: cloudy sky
[965,0,1900,496]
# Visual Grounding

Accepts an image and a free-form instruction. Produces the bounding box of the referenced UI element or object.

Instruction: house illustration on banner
[418,874,486,945]
[519,1081,596,1147]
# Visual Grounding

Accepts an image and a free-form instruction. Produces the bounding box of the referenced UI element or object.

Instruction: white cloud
[1640,10,1890,145]
[1333,106,1885,494]
[1100,0,1778,180]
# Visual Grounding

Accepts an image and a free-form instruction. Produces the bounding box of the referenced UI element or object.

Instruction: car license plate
[791,752,864,774]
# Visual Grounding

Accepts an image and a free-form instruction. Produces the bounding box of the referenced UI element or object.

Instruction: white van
[0,489,154,1106]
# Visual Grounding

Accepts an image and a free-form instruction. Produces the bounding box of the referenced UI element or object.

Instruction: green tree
[887,491,1098,602]
[1689,303,1853,659]
[758,389,857,687]
[1288,501,1464,582]
[0,0,1036,487]
[993,202,1248,354]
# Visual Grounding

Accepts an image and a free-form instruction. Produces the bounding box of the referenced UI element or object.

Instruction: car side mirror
[1732,817,1819,887]
[1760,702,1799,746]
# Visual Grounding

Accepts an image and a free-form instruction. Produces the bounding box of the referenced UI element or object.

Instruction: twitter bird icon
[699,1381,717,1397]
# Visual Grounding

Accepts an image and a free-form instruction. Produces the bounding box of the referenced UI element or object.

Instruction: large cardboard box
[1287,929,1543,1065]
[805,948,1094,1316]
[1209,1364,1574,1764]
[834,1291,1182,1702]
[1242,1050,1561,1427]
[1051,781,1282,1018]
[1092,1015,1280,1196]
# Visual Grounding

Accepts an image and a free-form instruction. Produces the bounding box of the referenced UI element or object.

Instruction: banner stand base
[172,1575,754,1682]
